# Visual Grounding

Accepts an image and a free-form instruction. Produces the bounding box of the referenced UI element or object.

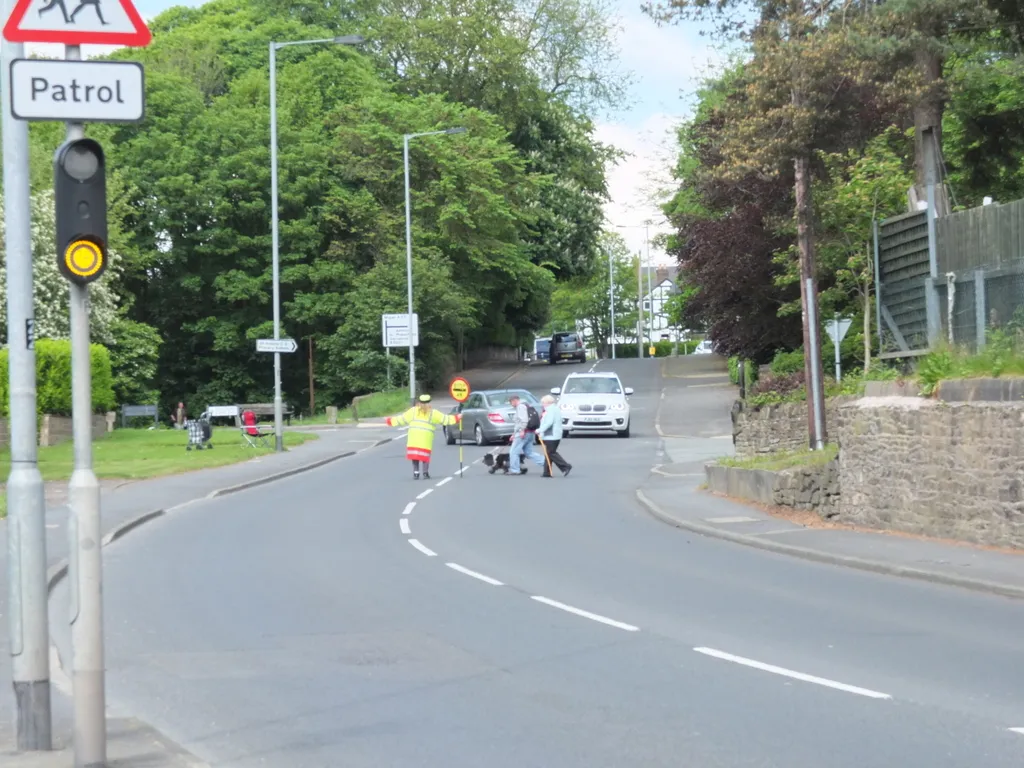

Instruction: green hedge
[728,357,759,386]
[0,339,116,417]
[610,340,698,358]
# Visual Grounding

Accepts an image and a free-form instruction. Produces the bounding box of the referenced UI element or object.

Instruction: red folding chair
[240,409,271,448]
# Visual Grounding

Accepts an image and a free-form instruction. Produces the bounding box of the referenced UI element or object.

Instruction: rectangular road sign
[256,338,298,354]
[9,59,144,123]
[3,0,152,46]
[381,313,419,348]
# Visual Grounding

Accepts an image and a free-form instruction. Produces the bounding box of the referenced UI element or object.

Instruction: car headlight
[611,402,626,411]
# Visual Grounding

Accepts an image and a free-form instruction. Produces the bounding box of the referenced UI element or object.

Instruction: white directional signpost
[257,338,298,354]
[381,312,420,348]
[2,0,151,761]
[826,316,853,382]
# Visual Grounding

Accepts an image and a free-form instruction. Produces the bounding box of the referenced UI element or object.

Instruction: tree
[647,1,896,446]
[547,232,639,355]
[89,5,563,412]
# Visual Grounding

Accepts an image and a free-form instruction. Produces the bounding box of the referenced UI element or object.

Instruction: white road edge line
[1008,727,1024,735]
[436,476,452,487]
[408,538,437,557]
[399,518,411,535]
[693,647,892,700]
[416,488,433,499]
[530,596,639,632]
[446,562,504,586]
[403,502,416,516]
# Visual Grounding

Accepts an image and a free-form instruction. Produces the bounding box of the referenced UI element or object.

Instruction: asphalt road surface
[50,357,1024,767]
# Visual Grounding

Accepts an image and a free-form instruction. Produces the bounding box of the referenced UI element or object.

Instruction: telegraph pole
[3,0,52,747]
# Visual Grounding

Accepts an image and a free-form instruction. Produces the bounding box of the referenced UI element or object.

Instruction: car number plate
[580,416,600,422]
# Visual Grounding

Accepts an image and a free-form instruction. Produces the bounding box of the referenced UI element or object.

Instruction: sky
[23,0,728,267]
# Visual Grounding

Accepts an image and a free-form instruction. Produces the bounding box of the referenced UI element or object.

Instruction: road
[49,356,1024,766]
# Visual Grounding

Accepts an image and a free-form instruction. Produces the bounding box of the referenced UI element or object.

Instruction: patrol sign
[449,376,470,403]
[9,59,145,123]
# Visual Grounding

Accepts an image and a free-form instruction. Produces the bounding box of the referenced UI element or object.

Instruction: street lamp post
[614,222,655,354]
[402,127,467,405]
[608,247,616,359]
[270,34,364,452]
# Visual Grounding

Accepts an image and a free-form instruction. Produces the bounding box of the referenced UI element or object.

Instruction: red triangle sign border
[3,0,152,46]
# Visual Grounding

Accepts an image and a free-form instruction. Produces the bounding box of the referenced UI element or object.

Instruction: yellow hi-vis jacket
[386,406,460,461]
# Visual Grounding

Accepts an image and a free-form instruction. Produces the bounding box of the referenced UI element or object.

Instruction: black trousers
[540,439,570,474]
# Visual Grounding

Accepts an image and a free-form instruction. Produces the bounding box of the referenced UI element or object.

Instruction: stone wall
[0,412,113,449]
[39,413,110,447]
[705,460,839,518]
[732,397,855,457]
[837,398,1024,548]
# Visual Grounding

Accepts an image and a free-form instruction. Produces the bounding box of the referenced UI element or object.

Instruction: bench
[121,404,158,428]
[237,403,293,426]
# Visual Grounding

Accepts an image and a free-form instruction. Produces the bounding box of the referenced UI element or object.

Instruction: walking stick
[537,434,554,477]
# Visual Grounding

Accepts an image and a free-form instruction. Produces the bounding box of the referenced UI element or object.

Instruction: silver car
[443,388,541,446]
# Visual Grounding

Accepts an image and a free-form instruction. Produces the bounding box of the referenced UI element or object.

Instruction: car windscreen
[563,377,622,395]
[535,340,550,352]
[553,334,577,345]
[487,391,537,407]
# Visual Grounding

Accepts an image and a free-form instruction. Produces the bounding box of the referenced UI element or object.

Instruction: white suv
[551,371,633,438]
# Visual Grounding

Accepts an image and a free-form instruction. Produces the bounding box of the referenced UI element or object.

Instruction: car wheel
[445,426,456,445]
[474,424,485,446]
[617,422,630,438]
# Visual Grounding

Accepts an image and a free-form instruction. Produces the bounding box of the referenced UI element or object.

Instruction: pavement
[643,355,1024,600]
[46,353,1024,766]
[0,359,525,763]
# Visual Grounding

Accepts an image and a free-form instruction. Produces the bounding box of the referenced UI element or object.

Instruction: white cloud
[596,111,683,266]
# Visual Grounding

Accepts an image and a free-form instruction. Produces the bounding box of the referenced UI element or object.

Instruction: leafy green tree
[547,232,639,355]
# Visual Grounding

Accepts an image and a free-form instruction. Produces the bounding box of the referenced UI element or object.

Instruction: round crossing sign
[449,376,471,402]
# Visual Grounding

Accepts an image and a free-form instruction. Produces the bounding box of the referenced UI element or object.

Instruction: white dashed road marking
[416,488,433,500]
[403,502,416,516]
[436,477,452,487]
[400,518,411,535]
[530,595,639,632]
[408,538,437,557]
[693,647,892,700]
[1009,727,1024,735]
[446,562,504,586]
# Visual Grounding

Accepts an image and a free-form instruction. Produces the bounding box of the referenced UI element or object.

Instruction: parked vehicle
[549,331,586,364]
[693,339,714,355]
[443,388,542,446]
[551,371,633,437]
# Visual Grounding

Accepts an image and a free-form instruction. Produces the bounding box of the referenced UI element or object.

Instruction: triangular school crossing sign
[3,0,151,46]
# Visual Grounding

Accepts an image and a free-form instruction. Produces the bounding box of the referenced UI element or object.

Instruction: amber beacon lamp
[53,137,108,285]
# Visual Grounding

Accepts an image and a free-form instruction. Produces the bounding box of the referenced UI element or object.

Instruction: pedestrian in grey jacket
[507,395,545,475]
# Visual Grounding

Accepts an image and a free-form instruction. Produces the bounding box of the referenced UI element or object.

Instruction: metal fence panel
[875,210,931,358]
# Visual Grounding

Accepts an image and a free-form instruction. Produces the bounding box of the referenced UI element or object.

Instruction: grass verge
[296,390,409,425]
[718,443,838,472]
[339,389,409,421]
[0,427,316,518]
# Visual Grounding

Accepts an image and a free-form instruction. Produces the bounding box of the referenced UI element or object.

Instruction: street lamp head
[333,34,366,45]
[445,127,467,134]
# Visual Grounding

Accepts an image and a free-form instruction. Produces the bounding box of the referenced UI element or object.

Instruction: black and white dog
[482,444,528,474]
